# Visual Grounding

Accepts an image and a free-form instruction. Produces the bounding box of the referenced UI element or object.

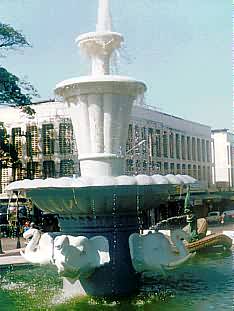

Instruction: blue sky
[0,0,232,130]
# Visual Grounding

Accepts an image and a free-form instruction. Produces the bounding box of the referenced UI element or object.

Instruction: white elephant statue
[21,229,110,279]
[53,235,110,279]
[21,228,54,264]
[129,230,195,276]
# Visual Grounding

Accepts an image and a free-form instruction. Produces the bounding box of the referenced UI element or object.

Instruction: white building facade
[212,129,234,188]
[127,105,213,186]
[0,101,214,192]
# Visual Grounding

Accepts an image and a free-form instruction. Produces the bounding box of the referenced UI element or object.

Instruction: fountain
[6,0,199,298]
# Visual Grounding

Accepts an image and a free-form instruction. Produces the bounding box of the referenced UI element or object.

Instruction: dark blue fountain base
[58,214,140,297]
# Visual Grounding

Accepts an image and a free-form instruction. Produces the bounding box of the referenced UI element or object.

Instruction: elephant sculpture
[21,228,54,264]
[129,230,195,276]
[53,235,110,278]
[21,228,110,279]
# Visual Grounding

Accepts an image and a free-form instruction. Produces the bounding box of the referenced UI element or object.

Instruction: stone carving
[21,229,110,279]
[53,235,110,278]
[129,230,195,276]
[21,228,53,264]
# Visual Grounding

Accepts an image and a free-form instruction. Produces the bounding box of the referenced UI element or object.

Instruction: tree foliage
[0,22,38,115]
[0,123,18,168]
[0,22,29,52]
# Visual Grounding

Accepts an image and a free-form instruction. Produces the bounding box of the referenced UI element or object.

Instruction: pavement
[0,237,28,266]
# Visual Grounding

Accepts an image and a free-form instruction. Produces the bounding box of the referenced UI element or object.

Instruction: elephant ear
[129,233,144,272]
[68,236,89,249]
[90,236,110,265]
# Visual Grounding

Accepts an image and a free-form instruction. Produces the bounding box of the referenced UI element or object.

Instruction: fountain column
[54,0,147,297]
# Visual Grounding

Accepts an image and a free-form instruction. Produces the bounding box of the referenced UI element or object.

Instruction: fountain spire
[76,0,123,75]
[96,0,112,32]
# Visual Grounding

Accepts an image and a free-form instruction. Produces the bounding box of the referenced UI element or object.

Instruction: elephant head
[53,235,110,279]
[21,229,54,265]
[129,230,194,276]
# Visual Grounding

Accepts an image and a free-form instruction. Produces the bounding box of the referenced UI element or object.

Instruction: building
[0,101,79,193]
[0,100,214,193]
[212,129,234,188]
[127,105,213,186]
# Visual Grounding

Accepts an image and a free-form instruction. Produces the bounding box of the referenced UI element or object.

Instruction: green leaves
[0,22,30,53]
[0,22,38,114]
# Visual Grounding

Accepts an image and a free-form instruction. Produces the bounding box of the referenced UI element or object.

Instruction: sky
[0,0,232,130]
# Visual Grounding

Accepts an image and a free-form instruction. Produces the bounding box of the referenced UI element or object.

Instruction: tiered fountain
[7,0,197,298]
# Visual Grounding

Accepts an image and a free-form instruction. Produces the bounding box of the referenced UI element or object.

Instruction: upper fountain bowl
[77,31,123,53]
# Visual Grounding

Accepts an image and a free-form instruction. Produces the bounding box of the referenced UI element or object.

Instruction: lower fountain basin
[6,174,197,217]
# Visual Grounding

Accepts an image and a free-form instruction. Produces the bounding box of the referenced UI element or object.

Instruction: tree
[0,122,18,168]
[0,22,38,115]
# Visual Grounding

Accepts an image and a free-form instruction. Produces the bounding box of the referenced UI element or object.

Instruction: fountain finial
[96,0,112,32]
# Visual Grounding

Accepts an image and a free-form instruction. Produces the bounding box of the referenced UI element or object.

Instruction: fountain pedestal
[61,214,140,297]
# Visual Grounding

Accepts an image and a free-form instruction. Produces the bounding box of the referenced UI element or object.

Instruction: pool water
[0,249,233,311]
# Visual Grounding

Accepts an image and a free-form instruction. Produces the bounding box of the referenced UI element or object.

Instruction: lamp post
[184,185,199,242]
[0,225,3,254]
[14,191,21,249]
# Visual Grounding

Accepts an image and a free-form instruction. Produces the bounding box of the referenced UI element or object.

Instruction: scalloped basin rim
[77,31,124,42]
[55,75,147,91]
[6,174,198,192]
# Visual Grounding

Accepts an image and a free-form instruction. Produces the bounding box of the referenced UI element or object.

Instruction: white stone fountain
[55,0,145,177]
[7,0,197,298]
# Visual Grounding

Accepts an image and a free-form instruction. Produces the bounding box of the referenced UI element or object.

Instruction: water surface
[0,249,233,311]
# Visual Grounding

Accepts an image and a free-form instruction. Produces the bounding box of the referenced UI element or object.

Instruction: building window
[60,159,74,177]
[169,133,174,159]
[206,140,210,162]
[43,160,55,178]
[176,163,181,174]
[59,121,73,155]
[42,124,55,156]
[227,145,230,165]
[188,164,192,176]
[134,125,141,155]
[192,137,196,161]
[197,138,201,162]
[170,163,175,174]
[126,159,134,173]
[141,127,147,155]
[202,165,206,181]
[126,124,133,154]
[198,165,201,180]
[13,161,23,181]
[148,128,154,158]
[176,134,180,159]
[156,162,161,173]
[182,164,186,174]
[193,164,197,179]
[26,125,39,156]
[163,132,168,158]
[149,160,155,174]
[27,161,41,179]
[155,130,161,157]
[187,136,191,160]
[181,135,186,160]
[164,162,169,174]
[143,160,148,172]
[135,159,141,174]
[12,127,22,158]
[202,139,205,162]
